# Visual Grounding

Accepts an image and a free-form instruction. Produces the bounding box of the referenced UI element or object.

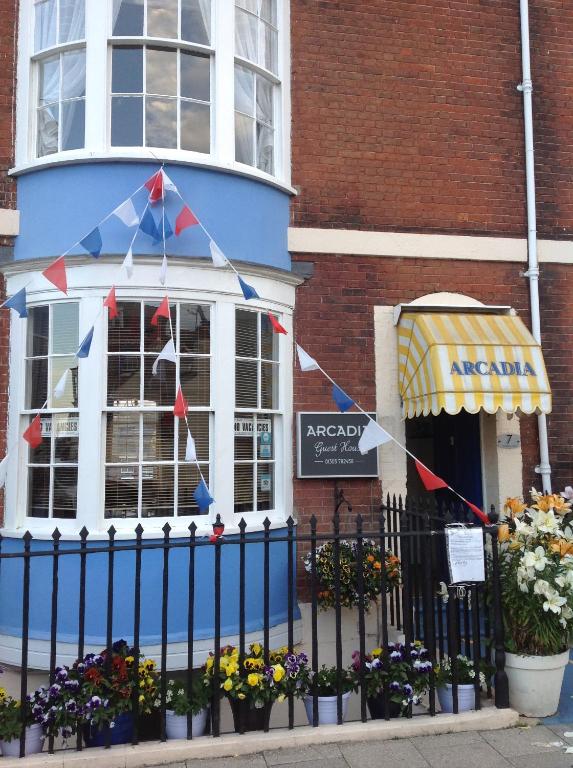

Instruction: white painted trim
[288,227,573,264]
[0,209,20,237]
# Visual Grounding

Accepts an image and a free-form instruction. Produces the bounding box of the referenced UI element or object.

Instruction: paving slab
[262,759,348,768]
[178,758,267,768]
[420,741,512,768]
[482,725,566,758]
[507,753,573,768]
[411,729,486,753]
[339,739,429,768]
[262,744,343,765]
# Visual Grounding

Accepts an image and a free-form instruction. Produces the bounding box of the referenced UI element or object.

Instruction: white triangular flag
[53,368,69,400]
[152,339,177,375]
[159,254,168,286]
[296,344,320,372]
[113,198,139,227]
[209,240,228,268]
[161,169,178,192]
[122,247,134,279]
[0,455,8,489]
[185,429,197,462]
[358,419,393,455]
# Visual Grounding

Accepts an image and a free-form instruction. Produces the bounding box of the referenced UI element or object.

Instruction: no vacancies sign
[297,412,379,479]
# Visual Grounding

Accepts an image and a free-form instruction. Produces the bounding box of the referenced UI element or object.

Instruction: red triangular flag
[465,501,489,525]
[415,459,448,491]
[268,312,287,335]
[23,414,43,449]
[103,286,118,319]
[145,171,164,204]
[173,386,188,418]
[151,296,170,326]
[42,256,67,295]
[175,205,199,236]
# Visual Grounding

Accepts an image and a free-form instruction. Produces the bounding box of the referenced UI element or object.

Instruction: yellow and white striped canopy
[397,312,552,418]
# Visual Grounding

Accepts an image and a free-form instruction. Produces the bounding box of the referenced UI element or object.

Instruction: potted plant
[165,676,210,739]
[304,539,400,611]
[434,655,491,713]
[498,488,573,716]
[28,666,83,743]
[301,665,357,725]
[352,642,432,719]
[0,688,43,757]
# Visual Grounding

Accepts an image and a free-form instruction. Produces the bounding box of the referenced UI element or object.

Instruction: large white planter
[437,683,476,713]
[303,692,351,726]
[505,650,570,717]
[0,724,44,756]
[165,709,208,740]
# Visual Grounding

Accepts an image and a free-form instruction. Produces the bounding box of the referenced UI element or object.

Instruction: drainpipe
[518,0,551,493]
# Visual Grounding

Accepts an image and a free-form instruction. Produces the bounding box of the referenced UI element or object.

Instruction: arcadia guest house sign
[297,412,379,478]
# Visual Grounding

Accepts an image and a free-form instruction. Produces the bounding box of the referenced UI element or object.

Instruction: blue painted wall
[15,162,291,271]
[0,529,299,647]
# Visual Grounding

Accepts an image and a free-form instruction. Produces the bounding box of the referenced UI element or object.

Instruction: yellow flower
[504,497,527,518]
[139,694,145,703]
[205,657,214,672]
[247,673,261,687]
[498,524,511,543]
[550,539,573,557]
[272,664,286,683]
[125,656,134,664]
[371,648,382,658]
[250,642,262,656]
[226,662,238,677]
[223,678,233,692]
[238,693,246,700]
[534,494,571,514]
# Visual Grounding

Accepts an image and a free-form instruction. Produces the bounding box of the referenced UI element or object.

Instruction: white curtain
[234,65,254,165]
[59,0,85,43]
[235,7,257,63]
[34,0,56,51]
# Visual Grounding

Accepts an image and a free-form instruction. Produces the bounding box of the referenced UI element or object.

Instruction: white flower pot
[505,650,570,717]
[303,692,351,725]
[165,709,208,740]
[0,724,44,756]
[437,683,476,713]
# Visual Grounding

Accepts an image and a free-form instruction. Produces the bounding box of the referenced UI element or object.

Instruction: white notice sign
[446,527,485,584]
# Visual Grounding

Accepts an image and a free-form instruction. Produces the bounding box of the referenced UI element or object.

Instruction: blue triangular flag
[2,287,27,318]
[152,211,174,245]
[332,384,355,413]
[238,275,259,301]
[80,227,103,258]
[139,208,160,242]
[77,326,94,358]
[193,479,214,512]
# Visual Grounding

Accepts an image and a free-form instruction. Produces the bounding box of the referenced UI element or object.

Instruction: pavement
[161,724,573,768]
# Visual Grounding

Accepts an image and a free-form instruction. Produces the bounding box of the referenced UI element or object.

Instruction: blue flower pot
[84,712,133,747]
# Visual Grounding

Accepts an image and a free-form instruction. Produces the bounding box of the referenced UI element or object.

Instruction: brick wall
[290,0,573,239]
[292,253,571,530]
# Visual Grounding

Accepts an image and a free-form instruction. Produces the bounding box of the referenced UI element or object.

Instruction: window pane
[35,0,56,51]
[147,0,178,39]
[143,302,172,351]
[52,467,78,518]
[260,0,276,25]
[181,52,210,101]
[59,0,85,43]
[143,355,175,407]
[61,50,86,99]
[112,47,143,93]
[106,412,139,462]
[256,76,273,126]
[235,113,254,166]
[142,465,174,517]
[26,359,48,409]
[257,462,274,511]
[236,309,258,357]
[256,123,274,174]
[178,412,209,461]
[112,0,144,36]
[61,99,85,151]
[180,357,210,406]
[261,361,278,409]
[235,8,257,62]
[142,413,174,461]
[105,466,139,518]
[39,56,59,106]
[28,467,50,518]
[30,417,52,464]
[51,357,78,409]
[234,462,253,514]
[235,65,254,116]
[52,303,79,353]
[27,306,49,357]
[180,304,210,354]
[146,47,177,97]
[107,356,141,406]
[235,0,257,12]
[234,414,253,460]
[178,465,209,515]
[236,359,258,408]
[257,416,273,459]
[53,414,79,463]
[111,96,143,146]
[146,97,177,148]
[260,313,278,360]
[109,302,141,353]
[260,21,277,73]
[181,101,210,154]
[181,0,211,45]
[37,105,59,156]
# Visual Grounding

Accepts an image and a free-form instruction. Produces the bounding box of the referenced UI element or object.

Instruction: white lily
[523,545,548,572]
[533,509,559,535]
[543,592,567,614]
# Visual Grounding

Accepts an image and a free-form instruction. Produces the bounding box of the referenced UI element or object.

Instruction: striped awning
[397,312,552,417]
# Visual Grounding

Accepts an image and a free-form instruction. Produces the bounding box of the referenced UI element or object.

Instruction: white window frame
[2,262,294,538]
[15,0,292,188]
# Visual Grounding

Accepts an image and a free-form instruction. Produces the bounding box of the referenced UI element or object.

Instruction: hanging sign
[297,412,379,479]
[445,526,485,584]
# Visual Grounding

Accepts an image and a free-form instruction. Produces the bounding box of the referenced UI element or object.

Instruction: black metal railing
[0,496,509,757]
